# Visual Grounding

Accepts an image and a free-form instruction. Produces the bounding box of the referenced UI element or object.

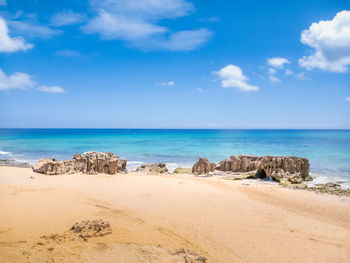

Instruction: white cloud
[267,57,290,68]
[0,68,36,90]
[37,85,66,93]
[82,9,166,40]
[153,28,212,51]
[285,69,293,76]
[346,97,350,102]
[268,68,276,75]
[207,123,216,127]
[299,10,350,72]
[0,68,65,93]
[0,16,33,52]
[197,87,203,93]
[89,0,194,19]
[269,75,281,83]
[83,0,212,51]
[8,19,61,39]
[157,81,174,86]
[213,64,259,92]
[51,10,85,27]
[296,72,311,80]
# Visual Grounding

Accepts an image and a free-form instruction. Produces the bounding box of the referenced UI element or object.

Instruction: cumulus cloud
[0,68,36,90]
[51,10,85,27]
[37,85,66,93]
[213,64,259,92]
[267,57,290,68]
[0,16,33,52]
[269,75,281,83]
[82,0,212,51]
[0,68,65,93]
[197,87,203,93]
[346,97,350,102]
[299,10,350,72]
[157,81,175,86]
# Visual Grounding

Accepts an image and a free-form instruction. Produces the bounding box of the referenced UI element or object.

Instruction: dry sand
[0,166,349,263]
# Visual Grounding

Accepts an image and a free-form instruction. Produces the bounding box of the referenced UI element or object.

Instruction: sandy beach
[0,166,349,262]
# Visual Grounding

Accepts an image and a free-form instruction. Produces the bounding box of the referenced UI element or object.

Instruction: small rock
[136,163,168,174]
[173,167,192,174]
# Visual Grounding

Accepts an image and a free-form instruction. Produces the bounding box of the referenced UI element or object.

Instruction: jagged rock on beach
[217,155,310,183]
[136,163,168,173]
[32,152,127,175]
[192,157,216,175]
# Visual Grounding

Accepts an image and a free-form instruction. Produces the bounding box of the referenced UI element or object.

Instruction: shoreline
[1,166,350,262]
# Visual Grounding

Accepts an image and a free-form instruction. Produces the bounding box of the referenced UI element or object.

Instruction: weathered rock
[216,155,310,183]
[217,155,261,173]
[70,219,111,239]
[32,152,127,175]
[136,163,168,173]
[192,157,216,175]
[173,167,192,174]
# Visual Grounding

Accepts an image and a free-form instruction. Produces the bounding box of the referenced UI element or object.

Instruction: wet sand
[0,166,349,262]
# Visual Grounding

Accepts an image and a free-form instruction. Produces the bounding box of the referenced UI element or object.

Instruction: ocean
[1,129,350,186]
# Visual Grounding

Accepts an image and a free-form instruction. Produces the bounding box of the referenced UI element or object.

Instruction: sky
[0,0,349,129]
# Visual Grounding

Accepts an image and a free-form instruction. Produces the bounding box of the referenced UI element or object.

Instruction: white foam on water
[126,161,145,172]
[128,161,144,164]
[0,150,13,156]
[306,173,350,190]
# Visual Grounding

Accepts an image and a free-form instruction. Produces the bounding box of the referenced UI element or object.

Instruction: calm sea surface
[1,129,350,185]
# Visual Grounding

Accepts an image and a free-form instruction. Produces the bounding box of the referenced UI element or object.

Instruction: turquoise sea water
[0,129,350,185]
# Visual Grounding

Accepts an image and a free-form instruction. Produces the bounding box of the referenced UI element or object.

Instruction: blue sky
[0,0,349,128]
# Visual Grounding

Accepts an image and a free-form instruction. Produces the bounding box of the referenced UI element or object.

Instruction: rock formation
[32,152,127,175]
[217,155,311,183]
[136,163,168,173]
[192,157,216,175]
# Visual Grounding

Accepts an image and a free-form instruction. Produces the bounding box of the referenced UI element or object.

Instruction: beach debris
[32,152,127,175]
[173,167,192,174]
[192,157,216,175]
[136,163,168,173]
[173,248,207,263]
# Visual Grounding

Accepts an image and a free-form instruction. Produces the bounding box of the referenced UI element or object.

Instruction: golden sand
[0,166,349,262]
